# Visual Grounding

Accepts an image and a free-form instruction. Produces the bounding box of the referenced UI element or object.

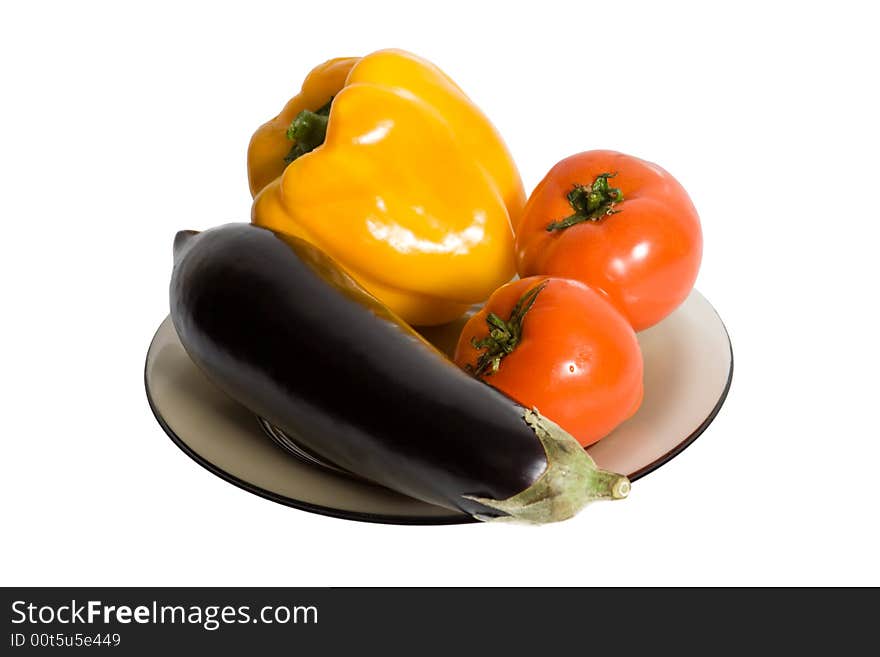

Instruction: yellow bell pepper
[248,49,525,326]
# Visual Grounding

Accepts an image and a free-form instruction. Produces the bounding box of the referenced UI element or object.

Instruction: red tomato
[516,150,702,331]
[454,276,643,447]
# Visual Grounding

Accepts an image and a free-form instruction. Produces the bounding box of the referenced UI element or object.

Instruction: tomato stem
[284,97,333,164]
[467,280,547,377]
[546,172,624,232]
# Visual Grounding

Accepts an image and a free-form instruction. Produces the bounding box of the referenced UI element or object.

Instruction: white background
[2,0,878,586]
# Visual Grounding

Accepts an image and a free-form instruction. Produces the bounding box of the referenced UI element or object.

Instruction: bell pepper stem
[284,97,333,164]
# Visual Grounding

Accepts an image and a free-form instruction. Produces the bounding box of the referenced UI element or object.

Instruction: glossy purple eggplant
[170,223,628,523]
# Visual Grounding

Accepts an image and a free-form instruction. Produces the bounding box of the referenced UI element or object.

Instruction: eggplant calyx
[464,409,629,524]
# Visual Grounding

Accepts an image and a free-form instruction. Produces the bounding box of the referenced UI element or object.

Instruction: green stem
[283,97,333,164]
[467,280,547,377]
[464,409,630,524]
[546,172,624,232]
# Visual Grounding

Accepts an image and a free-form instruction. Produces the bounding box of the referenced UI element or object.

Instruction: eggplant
[170,223,629,523]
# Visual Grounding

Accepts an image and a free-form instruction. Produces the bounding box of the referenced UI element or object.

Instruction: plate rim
[144,310,733,526]
[144,349,473,525]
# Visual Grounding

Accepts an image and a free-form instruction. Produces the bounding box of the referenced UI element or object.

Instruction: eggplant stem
[463,409,630,524]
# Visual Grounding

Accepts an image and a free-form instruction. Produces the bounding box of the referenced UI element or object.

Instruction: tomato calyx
[546,172,624,232]
[284,97,333,164]
[467,280,547,377]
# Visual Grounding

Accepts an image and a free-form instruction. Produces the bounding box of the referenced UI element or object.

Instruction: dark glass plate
[145,290,732,525]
